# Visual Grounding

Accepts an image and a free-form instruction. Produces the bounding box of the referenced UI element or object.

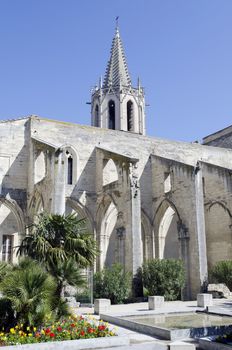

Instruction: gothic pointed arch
[95,104,99,127]
[65,197,94,237]
[141,209,153,262]
[153,199,181,259]
[96,194,120,270]
[205,201,232,268]
[0,196,25,263]
[60,144,79,185]
[28,189,44,223]
[108,100,115,130]
[127,100,133,131]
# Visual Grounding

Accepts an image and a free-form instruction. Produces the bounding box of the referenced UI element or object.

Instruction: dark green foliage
[0,298,15,331]
[18,213,98,269]
[142,259,185,301]
[93,264,132,304]
[17,213,97,301]
[132,267,143,298]
[0,261,12,283]
[0,258,56,327]
[209,260,232,290]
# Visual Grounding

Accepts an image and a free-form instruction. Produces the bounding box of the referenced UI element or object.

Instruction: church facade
[1,27,232,300]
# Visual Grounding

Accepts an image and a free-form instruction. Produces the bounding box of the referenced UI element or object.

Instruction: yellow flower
[0,332,4,336]
[41,330,45,335]
[28,333,32,337]
[26,326,30,331]
[15,325,19,329]
[20,324,24,328]
[33,327,37,332]
[10,328,16,334]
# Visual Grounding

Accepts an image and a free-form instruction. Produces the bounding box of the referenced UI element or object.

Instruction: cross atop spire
[103,26,131,88]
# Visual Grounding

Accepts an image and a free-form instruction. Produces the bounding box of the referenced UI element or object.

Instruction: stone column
[178,222,190,300]
[52,149,66,214]
[194,162,208,291]
[129,162,142,274]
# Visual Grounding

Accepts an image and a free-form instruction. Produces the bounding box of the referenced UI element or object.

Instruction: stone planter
[200,337,232,350]
[0,335,129,350]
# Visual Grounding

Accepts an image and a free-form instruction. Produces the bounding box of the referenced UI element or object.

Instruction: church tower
[91,25,146,135]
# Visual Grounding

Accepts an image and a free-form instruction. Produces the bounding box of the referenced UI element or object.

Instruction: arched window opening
[127,100,133,131]
[34,151,46,184]
[108,100,115,130]
[103,158,118,186]
[95,105,99,127]
[158,206,179,259]
[66,150,73,185]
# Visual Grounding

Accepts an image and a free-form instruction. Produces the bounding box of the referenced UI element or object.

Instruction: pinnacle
[103,28,131,88]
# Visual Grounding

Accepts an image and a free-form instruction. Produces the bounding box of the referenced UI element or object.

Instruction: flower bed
[0,316,116,346]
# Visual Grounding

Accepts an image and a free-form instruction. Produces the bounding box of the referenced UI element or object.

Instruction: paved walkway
[73,299,232,349]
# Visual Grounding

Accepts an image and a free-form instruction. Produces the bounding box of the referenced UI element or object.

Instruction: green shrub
[142,259,185,301]
[209,260,232,290]
[0,258,57,327]
[93,264,132,304]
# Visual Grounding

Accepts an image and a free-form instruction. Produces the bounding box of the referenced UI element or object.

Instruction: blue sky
[0,0,232,141]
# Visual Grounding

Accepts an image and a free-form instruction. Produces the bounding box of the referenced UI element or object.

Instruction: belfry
[91,26,146,135]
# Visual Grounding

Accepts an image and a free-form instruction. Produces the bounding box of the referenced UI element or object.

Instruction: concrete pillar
[53,149,66,214]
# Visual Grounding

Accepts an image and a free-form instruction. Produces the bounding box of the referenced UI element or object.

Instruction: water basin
[126,313,232,329]
[101,312,232,341]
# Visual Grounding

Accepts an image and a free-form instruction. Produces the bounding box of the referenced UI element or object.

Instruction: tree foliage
[93,264,132,304]
[0,258,56,328]
[209,260,232,290]
[18,213,98,269]
[142,259,185,301]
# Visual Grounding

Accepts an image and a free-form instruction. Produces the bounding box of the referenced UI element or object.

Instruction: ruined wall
[0,118,29,261]
[151,156,207,299]
[1,116,232,298]
[202,162,232,269]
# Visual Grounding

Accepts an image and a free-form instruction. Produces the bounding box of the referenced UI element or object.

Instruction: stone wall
[1,116,232,298]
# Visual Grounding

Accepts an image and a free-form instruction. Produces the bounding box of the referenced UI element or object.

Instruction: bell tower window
[108,100,115,130]
[127,100,133,131]
[95,104,99,127]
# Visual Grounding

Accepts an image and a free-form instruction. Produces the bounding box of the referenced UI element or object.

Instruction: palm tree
[0,258,56,328]
[51,258,86,297]
[0,261,12,283]
[17,213,98,300]
[18,213,98,268]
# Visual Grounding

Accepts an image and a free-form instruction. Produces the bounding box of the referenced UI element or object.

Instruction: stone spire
[103,27,131,88]
[91,24,146,135]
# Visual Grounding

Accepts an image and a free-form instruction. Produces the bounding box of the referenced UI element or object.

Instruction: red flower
[98,325,106,331]
[80,330,85,336]
[50,332,55,338]
[45,328,51,334]
[70,323,75,328]
[88,328,94,333]
[57,326,62,332]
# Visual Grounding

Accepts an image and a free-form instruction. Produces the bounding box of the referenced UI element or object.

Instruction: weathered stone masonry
[1,27,232,299]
